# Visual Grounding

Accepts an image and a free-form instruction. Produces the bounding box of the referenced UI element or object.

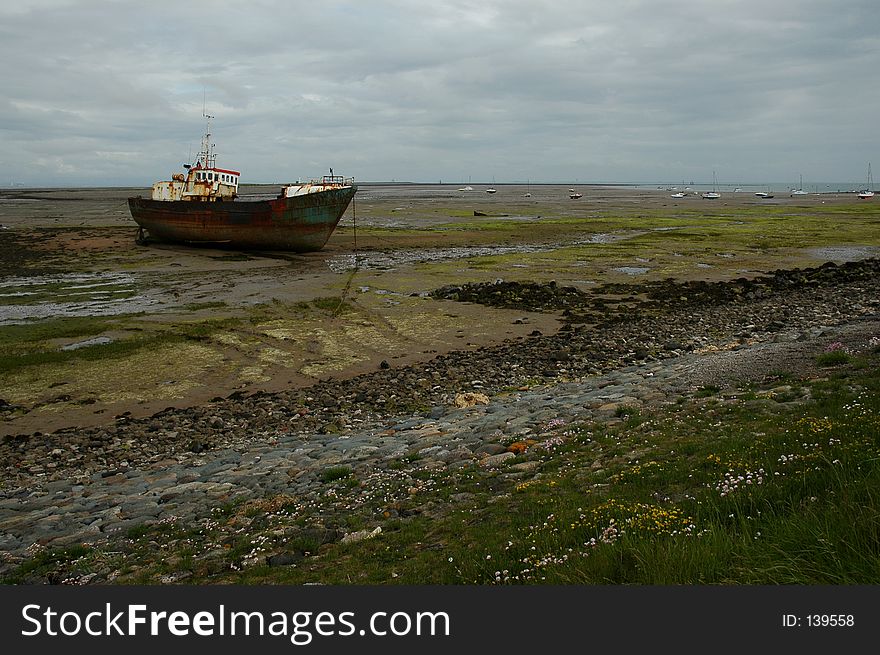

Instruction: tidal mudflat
[1,183,879,583]
[2,183,877,435]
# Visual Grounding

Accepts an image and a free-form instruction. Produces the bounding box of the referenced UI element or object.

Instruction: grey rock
[480,452,517,468]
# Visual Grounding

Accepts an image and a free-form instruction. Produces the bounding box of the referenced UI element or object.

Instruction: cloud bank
[1,0,878,186]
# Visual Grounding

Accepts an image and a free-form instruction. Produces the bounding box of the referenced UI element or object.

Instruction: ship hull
[127,185,357,251]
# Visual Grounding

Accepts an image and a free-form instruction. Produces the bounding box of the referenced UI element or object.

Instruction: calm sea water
[633,182,869,194]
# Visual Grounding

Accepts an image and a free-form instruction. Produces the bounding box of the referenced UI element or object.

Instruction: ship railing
[318,174,355,186]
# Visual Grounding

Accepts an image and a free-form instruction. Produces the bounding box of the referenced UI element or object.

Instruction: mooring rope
[333,193,360,316]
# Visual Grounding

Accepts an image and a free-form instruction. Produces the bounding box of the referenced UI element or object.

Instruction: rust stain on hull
[128,185,357,252]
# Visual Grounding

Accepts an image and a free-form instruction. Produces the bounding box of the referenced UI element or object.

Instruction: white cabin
[151,111,241,202]
[151,165,240,202]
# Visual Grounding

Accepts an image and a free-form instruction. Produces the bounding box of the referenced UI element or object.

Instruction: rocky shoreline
[1,258,878,580]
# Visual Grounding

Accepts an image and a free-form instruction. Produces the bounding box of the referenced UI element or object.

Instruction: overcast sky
[1,0,878,187]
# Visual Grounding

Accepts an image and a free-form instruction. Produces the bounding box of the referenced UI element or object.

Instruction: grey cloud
[1,0,878,186]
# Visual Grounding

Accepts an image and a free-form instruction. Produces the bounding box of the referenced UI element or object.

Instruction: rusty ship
[128,113,357,251]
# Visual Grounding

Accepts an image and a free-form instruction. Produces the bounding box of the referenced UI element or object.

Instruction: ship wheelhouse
[149,111,242,202]
[192,167,240,188]
[188,163,241,199]
[151,163,241,202]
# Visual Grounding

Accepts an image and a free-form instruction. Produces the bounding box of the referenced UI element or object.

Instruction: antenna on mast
[200,92,215,168]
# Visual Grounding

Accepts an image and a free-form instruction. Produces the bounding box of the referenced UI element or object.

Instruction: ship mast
[199,109,216,169]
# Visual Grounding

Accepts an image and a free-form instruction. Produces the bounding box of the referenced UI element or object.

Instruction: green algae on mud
[411,203,880,285]
[0,288,556,434]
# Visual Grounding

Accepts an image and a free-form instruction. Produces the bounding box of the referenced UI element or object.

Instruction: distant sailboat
[790,174,808,196]
[486,177,497,194]
[701,171,721,199]
[858,164,874,200]
[524,180,531,198]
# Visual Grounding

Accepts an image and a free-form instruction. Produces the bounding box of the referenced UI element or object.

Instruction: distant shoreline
[0,181,869,192]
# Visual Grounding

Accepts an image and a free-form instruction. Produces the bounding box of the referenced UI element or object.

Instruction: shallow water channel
[0,272,163,325]
[326,231,641,272]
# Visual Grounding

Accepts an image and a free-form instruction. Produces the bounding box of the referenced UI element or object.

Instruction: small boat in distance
[755,190,774,199]
[524,180,531,197]
[858,163,874,200]
[569,189,583,199]
[128,113,356,251]
[791,174,808,196]
[457,185,474,191]
[671,191,687,198]
[701,171,721,199]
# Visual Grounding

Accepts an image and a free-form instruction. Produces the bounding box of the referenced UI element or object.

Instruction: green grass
[320,466,353,483]
[694,384,721,398]
[2,544,92,585]
[816,350,852,367]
